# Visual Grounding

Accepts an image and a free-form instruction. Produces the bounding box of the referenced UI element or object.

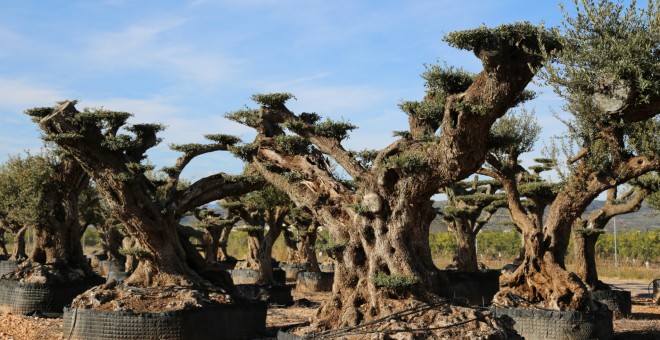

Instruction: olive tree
[220,185,291,285]
[440,177,506,272]
[573,174,660,290]
[0,152,94,282]
[29,102,264,291]
[225,23,558,328]
[492,0,660,311]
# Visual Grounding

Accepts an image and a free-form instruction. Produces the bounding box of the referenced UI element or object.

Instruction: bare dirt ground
[0,278,657,339]
[603,277,660,340]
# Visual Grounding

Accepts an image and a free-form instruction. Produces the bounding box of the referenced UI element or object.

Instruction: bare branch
[567,147,588,165]
[171,174,265,219]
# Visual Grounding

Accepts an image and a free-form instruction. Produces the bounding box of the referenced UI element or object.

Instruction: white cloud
[82,19,240,84]
[82,96,253,143]
[0,77,64,111]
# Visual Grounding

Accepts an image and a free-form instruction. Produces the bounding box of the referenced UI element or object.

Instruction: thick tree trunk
[121,236,139,273]
[449,220,479,272]
[0,233,7,257]
[242,230,262,270]
[257,227,281,284]
[297,225,320,273]
[315,201,447,329]
[284,230,300,263]
[573,231,606,290]
[100,226,125,262]
[216,225,234,262]
[498,228,589,310]
[18,159,96,282]
[10,227,27,261]
[127,218,197,287]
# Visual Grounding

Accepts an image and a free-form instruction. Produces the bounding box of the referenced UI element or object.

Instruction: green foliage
[452,101,490,116]
[282,171,302,182]
[24,106,56,121]
[275,135,310,154]
[119,246,151,258]
[429,230,522,258]
[544,1,660,175]
[399,100,445,122]
[444,22,559,56]
[350,149,379,169]
[228,144,258,161]
[252,93,295,107]
[315,239,347,255]
[595,229,660,262]
[299,112,321,124]
[488,109,541,160]
[380,152,426,172]
[348,203,371,216]
[441,206,474,221]
[169,143,205,153]
[549,0,660,107]
[429,232,457,256]
[241,184,291,210]
[126,124,165,136]
[82,226,101,248]
[231,172,264,185]
[626,117,660,156]
[126,162,153,174]
[239,225,265,232]
[313,119,357,141]
[0,153,55,226]
[101,135,133,151]
[422,64,474,96]
[518,181,559,199]
[371,273,419,289]
[392,130,413,139]
[225,109,260,127]
[43,132,84,143]
[204,134,241,145]
[116,172,134,182]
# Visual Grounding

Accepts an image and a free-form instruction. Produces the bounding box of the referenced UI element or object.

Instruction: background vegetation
[7,225,654,280]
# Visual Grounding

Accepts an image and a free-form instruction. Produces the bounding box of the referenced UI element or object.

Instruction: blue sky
[0,0,572,181]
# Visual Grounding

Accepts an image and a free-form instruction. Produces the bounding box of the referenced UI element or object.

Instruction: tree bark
[99,225,126,262]
[297,223,320,273]
[452,223,478,272]
[573,231,605,290]
[315,200,446,328]
[225,24,558,328]
[16,157,97,282]
[10,226,27,261]
[38,103,263,288]
[0,233,7,257]
[495,156,660,310]
[216,224,234,262]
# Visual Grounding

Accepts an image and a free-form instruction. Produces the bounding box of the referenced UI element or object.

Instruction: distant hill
[431,200,660,233]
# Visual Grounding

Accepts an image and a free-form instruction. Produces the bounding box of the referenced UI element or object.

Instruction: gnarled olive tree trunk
[35,102,263,288]
[229,24,557,329]
[494,159,659,310]
[15,157,97,282]
[98,225,125,262]
[573,187,647,290]
[0,220,28,261]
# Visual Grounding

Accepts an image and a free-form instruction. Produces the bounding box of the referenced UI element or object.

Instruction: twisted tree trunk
[297,223,320,273]
[10,226,27,261]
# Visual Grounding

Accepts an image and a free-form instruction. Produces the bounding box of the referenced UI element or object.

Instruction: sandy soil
[0,279,657,339]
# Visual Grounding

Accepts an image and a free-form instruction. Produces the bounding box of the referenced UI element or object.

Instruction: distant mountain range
[431,200,660,233]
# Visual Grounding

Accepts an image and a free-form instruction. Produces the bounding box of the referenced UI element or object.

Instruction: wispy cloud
[0,77,64,111]
[82,19,240,84]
